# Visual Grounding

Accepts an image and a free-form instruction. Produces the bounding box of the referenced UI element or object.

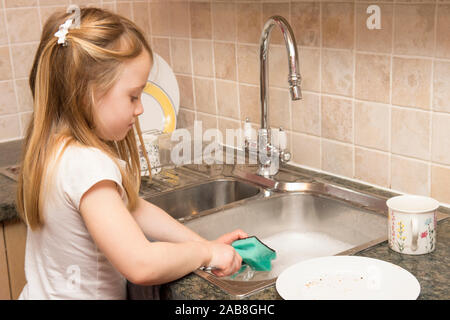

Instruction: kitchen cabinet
[0,219,27,300]
[0,223,10,299]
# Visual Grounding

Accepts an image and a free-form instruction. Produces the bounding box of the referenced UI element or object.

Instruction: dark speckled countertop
[1,140,449,300]
[130,219,450,300]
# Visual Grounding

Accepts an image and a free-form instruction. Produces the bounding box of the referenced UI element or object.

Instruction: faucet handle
[243,118,258,153]
[277,127,290,163]
[244,118,252,141]
[280,150,291,163]
[279,127,287,150]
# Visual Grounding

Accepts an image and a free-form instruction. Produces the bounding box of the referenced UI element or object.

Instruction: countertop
[1,140,449,300]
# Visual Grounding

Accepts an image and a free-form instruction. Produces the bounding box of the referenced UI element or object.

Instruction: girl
[16,7,246,300]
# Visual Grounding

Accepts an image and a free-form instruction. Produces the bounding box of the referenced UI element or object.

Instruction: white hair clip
[54,18,73,46]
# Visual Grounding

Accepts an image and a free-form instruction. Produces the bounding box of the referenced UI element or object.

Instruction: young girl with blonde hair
[16,7,246,300]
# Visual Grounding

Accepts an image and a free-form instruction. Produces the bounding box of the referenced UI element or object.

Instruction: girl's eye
[131,96,138,102]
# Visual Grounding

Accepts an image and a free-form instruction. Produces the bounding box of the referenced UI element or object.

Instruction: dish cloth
[231,236,276,278]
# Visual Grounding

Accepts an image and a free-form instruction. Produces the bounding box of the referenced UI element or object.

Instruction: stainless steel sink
[143,166,447,298]
[185,187,389,297]
[145,178,262,220]
[186,193,388,262]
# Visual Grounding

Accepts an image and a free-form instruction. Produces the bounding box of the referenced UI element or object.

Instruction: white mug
[386,195,439,255]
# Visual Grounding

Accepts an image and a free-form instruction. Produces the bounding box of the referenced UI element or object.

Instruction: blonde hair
[16,7,153,230]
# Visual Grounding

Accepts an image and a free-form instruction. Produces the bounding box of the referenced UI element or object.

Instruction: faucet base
[257,162,279,177]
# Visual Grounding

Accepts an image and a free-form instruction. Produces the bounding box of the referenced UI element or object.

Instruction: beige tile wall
[0,0,449,205]
[0,0,150,142]
[159,0,450,204]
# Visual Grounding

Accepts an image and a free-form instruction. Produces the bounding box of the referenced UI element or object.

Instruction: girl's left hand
[214,229,249,245]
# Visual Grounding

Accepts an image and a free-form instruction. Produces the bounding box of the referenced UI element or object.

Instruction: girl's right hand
[205,241,242,277]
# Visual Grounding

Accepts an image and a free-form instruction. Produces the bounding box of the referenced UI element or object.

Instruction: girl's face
[93,50,152,141]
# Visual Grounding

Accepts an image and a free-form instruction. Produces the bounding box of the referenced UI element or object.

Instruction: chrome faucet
[256,16,302,177]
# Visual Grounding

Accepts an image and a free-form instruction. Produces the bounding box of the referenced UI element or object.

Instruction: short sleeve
[59,146,127,211]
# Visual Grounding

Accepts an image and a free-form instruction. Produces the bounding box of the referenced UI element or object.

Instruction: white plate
[276,256,420,300]
[139,53,179,133]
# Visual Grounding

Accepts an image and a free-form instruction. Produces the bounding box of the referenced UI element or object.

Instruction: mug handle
[411,217,419,252]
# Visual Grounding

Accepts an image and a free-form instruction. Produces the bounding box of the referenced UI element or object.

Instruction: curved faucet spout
[256,16,301,177]
[259,15,302,130]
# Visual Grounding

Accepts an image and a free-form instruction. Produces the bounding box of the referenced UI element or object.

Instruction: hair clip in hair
[54,18,73,46]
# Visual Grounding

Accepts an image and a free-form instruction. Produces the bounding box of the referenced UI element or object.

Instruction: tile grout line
[388,1,395,190]
[428,1,439,197]
[1,0,21,143]
[208,2,218,131]
[286,128,450,170]
[129,0,133,26]
[166,2,173,68]
[1,0,14,300]
[172,71,450,113]
[187,1,198,124]
[352,1,356,180]
[149,35,450,63]
[218,9,234,133]
[150,33,450,62]
[3,36,449,64]
[30,0,44,142]
[232,1,244,136]
[319,0,323,172]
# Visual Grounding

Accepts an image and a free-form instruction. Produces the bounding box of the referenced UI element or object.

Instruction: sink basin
[138,166,448,298]
[184,188,389,297]
[145,178,262,220]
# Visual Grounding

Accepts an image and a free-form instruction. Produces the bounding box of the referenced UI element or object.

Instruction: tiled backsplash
[0,0,449,205]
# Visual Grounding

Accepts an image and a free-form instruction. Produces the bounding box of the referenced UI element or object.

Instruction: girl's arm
[130,197,248,244]
[130,197,206,242]
[80,180,242,285]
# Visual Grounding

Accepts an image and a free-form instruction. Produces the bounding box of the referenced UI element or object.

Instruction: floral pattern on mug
[390,212,396,245]
[397,221,406,252]
[424,218,434,252]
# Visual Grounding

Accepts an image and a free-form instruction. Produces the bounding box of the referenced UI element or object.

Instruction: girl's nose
[135,100,144,116]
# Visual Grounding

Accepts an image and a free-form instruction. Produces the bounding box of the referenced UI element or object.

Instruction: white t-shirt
[18,141,129,300]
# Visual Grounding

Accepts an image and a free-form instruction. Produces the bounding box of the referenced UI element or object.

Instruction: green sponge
[232,236,276,272]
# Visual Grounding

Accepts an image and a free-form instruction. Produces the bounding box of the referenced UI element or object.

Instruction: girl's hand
[205,242,243,277]
[203,229,248,277]
[214,229,249,245]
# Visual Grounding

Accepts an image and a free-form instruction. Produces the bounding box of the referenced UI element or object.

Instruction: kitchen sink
[142,166,447,298]
[145,178,263,220]
[185,187,389,297]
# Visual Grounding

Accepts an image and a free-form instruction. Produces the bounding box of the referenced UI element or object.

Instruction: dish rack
[138,129,165,177]
[0,130,170,182]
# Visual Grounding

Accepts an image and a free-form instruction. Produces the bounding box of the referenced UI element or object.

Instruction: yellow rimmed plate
[139,53,179,134]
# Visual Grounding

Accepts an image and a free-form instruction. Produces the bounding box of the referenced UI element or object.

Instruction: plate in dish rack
[276,256,420,300]
[139,53,179,134]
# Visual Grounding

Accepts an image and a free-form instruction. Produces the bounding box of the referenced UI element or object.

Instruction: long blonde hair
[16,7,152,230]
